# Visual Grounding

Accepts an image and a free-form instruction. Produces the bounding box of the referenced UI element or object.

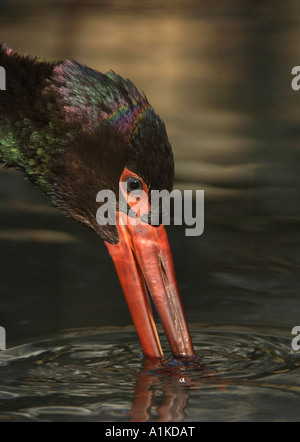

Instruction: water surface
[0,326,299,422]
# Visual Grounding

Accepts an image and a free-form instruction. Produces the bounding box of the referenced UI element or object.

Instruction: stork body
[0,45,194,360]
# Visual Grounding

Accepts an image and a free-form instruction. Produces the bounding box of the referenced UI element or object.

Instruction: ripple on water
[0,326,299,422]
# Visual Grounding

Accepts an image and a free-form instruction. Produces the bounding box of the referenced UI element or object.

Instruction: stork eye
[126,177,143,193]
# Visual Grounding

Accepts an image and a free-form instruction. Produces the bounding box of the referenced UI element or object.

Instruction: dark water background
[0,0,300,421]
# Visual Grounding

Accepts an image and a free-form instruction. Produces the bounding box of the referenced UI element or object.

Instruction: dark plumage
[0,44,174,243]
[0,45,195,360]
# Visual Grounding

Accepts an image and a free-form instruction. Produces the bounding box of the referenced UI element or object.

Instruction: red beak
[105,212,195,360]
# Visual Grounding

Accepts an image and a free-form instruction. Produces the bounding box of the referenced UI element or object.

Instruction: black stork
[0,44,195,360]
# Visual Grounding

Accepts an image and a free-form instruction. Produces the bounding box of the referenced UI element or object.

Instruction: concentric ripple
[0,326,299,421]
